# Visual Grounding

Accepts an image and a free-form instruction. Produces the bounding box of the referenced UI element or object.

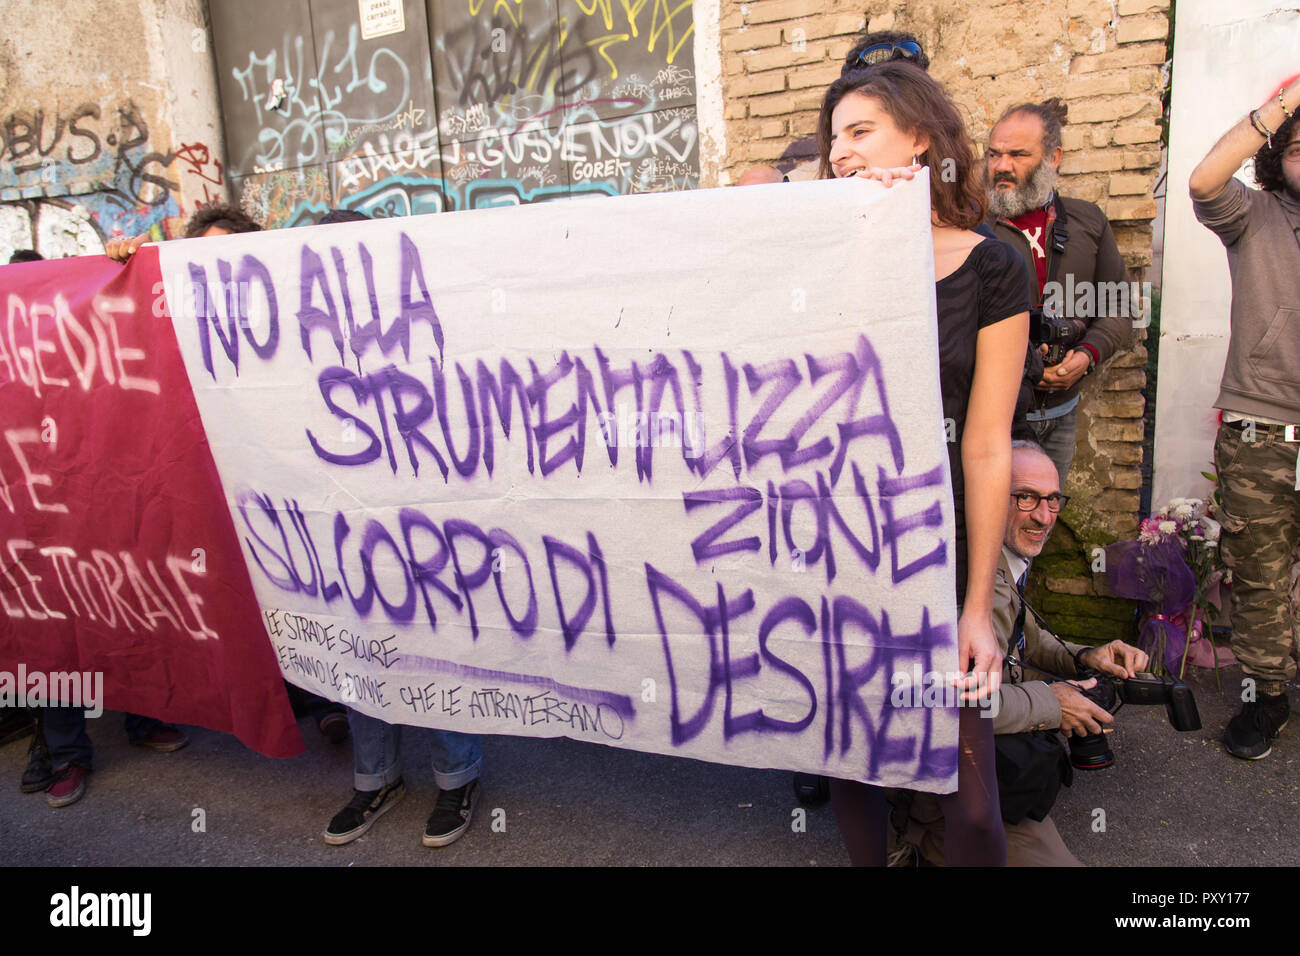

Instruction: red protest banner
[0,248,301,758]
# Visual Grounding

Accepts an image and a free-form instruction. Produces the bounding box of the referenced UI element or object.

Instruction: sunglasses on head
[854,39,922,67]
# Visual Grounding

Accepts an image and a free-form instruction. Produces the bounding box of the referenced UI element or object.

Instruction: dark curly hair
[818,61,985,230]
[842,30,930,75]
[1253,114,1299,193]
[183,202,262,238]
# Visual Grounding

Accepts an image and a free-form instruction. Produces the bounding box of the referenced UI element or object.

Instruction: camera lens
[1068,732,1114,770]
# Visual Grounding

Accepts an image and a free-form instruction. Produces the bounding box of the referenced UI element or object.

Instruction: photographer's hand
[105,232,151,263]
[1078,641,1149,679]
[1036,349,1090,390]
[1052,678,1114,737]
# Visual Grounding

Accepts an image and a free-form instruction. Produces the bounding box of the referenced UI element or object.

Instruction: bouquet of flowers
[1105,495,1233,680]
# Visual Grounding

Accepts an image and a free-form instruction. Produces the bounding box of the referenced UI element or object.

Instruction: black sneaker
[423,779,479,847]
[323,780,405,845]
[20,732,53,793]
[1224,693,1291,760]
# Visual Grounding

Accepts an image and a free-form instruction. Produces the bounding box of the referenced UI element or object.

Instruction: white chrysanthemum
[1158,520,1177,534]
[1201,517,1221,542]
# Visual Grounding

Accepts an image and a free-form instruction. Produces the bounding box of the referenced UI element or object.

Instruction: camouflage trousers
[1213,421,1300,695]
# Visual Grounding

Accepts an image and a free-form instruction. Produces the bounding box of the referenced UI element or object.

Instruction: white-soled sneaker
[323,780,405,845]
[422,779,479,847]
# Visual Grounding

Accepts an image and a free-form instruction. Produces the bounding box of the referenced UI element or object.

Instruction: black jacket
[992,194,1133,411]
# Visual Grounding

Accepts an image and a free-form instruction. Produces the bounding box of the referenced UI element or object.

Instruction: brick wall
[718,0,1171,641]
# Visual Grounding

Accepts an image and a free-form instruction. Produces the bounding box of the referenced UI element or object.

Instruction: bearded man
[987,100,1134,483]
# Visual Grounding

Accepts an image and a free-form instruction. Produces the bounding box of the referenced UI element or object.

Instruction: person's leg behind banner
[829,777,891,865]
[323,709,405,845]
[935,705,1006,865]
[124,713,190,752]
[41,706,92,807]
[831,707,1004,865]
[422,731,483,847]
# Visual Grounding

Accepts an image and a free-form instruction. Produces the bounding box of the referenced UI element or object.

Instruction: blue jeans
[1028,403,1078,486]
[42,707,162,770]
[347,708,482,792]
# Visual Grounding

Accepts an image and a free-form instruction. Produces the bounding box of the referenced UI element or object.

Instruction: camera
[1029,303,1088,367]
[1065,670,1202,771]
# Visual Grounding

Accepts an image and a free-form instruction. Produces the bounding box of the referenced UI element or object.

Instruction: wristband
[1280,91,1294,121]
[1078,343,1100,372]
[1251,109,1275,147]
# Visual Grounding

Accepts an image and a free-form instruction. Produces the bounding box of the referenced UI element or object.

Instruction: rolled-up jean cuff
[348,708,403,792]
[354,767,402,791]
[434,757,482,791]
[429,730,483,789]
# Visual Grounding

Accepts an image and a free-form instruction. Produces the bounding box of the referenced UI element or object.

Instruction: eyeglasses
[1011,491,1069,512]
[854,40,923,68]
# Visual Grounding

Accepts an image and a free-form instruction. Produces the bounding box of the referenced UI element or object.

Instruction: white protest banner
[157,176,960,790]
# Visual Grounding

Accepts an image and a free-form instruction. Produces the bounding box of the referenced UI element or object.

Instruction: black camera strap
[1003,581,1084,685]
[1046,193,1069,288]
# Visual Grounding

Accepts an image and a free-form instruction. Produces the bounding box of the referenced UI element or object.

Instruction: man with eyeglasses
[890,441,1146,866]
[1189,76,1300,761]
[998,442,1148,719]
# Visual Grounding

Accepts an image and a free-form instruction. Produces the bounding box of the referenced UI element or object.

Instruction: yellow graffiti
[574,0,690,61]
[648,0,693,62]
[586,33,632,80]
[468,0,692,72]
[575,0,615,30]
[523,28,556,92]
[620,0,651,38]
[467,0,524,27]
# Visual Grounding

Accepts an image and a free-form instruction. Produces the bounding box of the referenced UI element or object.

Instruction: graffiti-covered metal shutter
[210,0,699,227]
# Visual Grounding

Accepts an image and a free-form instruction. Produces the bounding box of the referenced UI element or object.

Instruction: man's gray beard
[988,160,1057,219]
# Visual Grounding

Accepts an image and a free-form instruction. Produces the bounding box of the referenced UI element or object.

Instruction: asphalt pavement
[2,664,1295,867]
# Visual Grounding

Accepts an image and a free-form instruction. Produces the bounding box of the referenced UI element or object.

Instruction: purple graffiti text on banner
[878,464,948,584]
[683,486,762,561]
[682,462,893,583]
[476,357,534,475]
[741,357,802,470]
[188,254,279,378]
[828,334,904,486]
[543,532,616,650]
[236,492,608,646]
[831,600,954,782]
